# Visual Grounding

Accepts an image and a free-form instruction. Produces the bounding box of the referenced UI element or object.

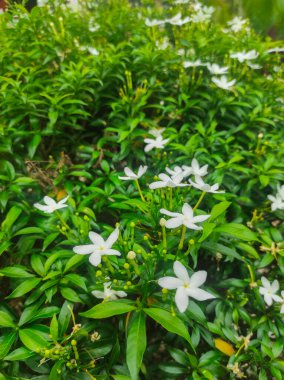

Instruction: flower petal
[34,203,50,212]
[192,214,210,223]
[149,181,167,189]
[73,245,95,255]
[182,203,193,218]
[173,261,190,282]
[89,232,104,245]
[271,279,279,293]
[165,217,183,229]
[58,196,69,205]
[261,276,270,288]
[92,290,105,298]
[124,167,136,178]
[105,228,119,248]
[103,249,121,256]
[115,291,127,298]
[44,196,56,206]
[186,288,215,301]
[89,253,102,266]
[175,287,189,313]
[160,208,180,217]
[158,276,183,289]
[190,271,207,288]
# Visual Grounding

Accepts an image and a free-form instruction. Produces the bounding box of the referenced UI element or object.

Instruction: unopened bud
[160,218,166,227]
[127,251,136,260]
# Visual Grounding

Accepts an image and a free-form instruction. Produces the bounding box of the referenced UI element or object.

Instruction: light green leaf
[4,347,34,361]
[0,311,16,328]
[6,278,41,299]
[214,223,258,241]
[19,328,49,351]
[126,312,147,380]
[0,331,17,359]
[81,301,136,319]
[144,308,194,351]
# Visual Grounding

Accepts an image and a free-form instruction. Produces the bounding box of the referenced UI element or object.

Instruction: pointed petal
[89,253,102,266]
[165,217,183,229]
[186,288,215,301]
[192,214,210,223]
[92,290,105,299]
[43,196,56,206]
[175,287,189,313]
[73,245,95,255]
[149,181,167,189]
[158,173,171,182]
[191,158,199,171]
[158,276,183,289]
[271,280,279,293]
[56,204,68,210]
[261,277,270,288]
[58,196,69,205]
[124,167,136,178]
[119,176,131,180]
[115,291,127,298]
[182,203,193,218]
[264,294,272,306]
[183,221,202,230]
[103,249,121,256]
[160,208,180,217]
[34,203,50,212]
[189,271,207,287]
[89,231,104,245]
[105,228,119,248]
[272,295,282,303]
[144,143,153,152]
[173,261,190,282]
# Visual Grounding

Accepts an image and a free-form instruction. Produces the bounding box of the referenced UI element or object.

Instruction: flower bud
[160,218,166,227]
[127,251,136,260]
[130,222,135,228]
[123,263,130,269]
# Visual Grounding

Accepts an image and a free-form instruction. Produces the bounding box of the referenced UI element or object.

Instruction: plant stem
[178,225,187,251]
[135,179,145,202]
[193,191,206,211]
[55,211,69,230]
[162,225,167,251]
[169,187,173,209]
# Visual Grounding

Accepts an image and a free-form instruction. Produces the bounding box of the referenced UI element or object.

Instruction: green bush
[0,1,283,379]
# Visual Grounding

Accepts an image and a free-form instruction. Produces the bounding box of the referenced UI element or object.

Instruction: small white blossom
[188,175,224,193]
[160,203,210,229]
[145,18,165,27]
[156,38,170,50]
[149,173,188,189]
[247,62,262,69]
[144,136,169,152]
[119,166,148,181]
[207,63,228,75]
[212,76,236,90]
[227,16,247,32]
[183,59,206,68]
[167,13,191,26]
[259,277,282,306]
[148,127,165,138]
[88,47,99,56]
[182,158,208,177]
[165,166,184,176]
[266,47,284,54]
[268,195,284,211]
[92,282,127,301]
[230,50,259,62]
[34,196,69,214]
[73,228,121,267]
[174,0,190,4]
[158,261,215,313]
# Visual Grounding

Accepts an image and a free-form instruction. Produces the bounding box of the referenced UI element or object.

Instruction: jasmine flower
[34,196,69,214]
[212,76,236,90]
[259,277,282,306]
[160,203,210,229]
[149,173,188,189]
[144,136,169,152]
[119,166,148,181]
[92,282,127,301]
[189,175,224,193]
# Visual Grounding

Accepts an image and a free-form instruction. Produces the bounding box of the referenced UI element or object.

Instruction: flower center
[183,282,189,289]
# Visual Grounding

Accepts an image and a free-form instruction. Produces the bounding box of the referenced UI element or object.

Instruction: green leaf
[28,134,41,159]
[6,278,41,299]
[42,232,59,251]
[30,255,45,277]
[19,328,49,352]
[14,227,44,236]
[58,301,73,337]
[0,311,16,328]
[64,273,87,291]
[50,314,58,342]
[198,222,215,243]
[209,201,231,221]
[1,206,22,232]
[144,308,194,351]
[4,347,34,361]
[60,287,82,303]
[126,312,147,380]
[0,331,17,359]
[0,266,34,278]
[214,223,258,241]
[112,376,131,380]
[49,360,64,380]
[81,300,136,319]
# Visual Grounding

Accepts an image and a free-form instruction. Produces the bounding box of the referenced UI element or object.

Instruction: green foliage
[0,0,283,379]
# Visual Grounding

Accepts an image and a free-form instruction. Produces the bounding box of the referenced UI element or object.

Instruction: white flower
[167,13,191,26]
[145,18,165,27]
[92,282,127,301]
[207,63,228,75]
[266,47,284,54]
[88,47,99,56]
[191,6,214,23]
[148,127,166,137]
[156,38,170,50]
[259,277,282,306]
[212,76,236,90]
[227,16,247,32]
[230,50,259,62]
[183,59,206,68]
[165,166,184,176]
[182,158,208,177]
[149,173,188,189]
[189,175,224,193]
[158,261,215,312]
[268,195,284,211]
[73,228,121,267]
[174,0,190,4]
[34,196,69,214]
[280,291,284,313]
[119,166,147,181]
[144,136,169,152]
[277,184,284,199]
[247,62,262,69]
[67,0,80,11]
[160,203,210,229]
